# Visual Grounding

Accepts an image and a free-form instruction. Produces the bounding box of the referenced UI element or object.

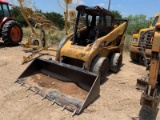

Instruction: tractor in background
[0,0,23,45]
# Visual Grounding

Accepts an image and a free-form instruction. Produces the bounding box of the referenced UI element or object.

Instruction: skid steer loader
[16,5,128,115]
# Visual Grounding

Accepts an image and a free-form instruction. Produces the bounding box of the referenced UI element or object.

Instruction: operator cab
[151,15,159,27]
[72,5,114,46]
[0,1,11,20]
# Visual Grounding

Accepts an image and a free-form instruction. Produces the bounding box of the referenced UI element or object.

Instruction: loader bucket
[15,58,100,115]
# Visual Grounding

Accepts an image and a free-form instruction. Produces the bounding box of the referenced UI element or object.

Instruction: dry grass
[22,27,132,50]
[22,27,65,45]
[22,27,32,39]
[124,34,132,52]
[49,30,65,44]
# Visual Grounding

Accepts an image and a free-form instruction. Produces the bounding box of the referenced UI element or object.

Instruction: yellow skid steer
[16,5,128,115]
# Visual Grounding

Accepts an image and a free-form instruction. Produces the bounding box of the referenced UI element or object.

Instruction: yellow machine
[56,6,128,81]
[130,14,160,64]
[137,20,160,110]
[15,5,128,115]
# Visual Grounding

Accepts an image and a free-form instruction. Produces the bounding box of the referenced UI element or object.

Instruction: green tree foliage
[44,12,64,29]
[125,14,149,34]
[111,10,122,18]
[10,6,64,29]
[10,6,20,17]
[10,6,28,27]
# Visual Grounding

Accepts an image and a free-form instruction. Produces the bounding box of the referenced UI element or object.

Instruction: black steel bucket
[16,58,100,115]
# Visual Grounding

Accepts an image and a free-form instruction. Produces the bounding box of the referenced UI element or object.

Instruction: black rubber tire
[2,20,23,45]
[32,39,40,46]
[130,52,140,62]
[90,56,109,82]
[110,53,122,73]
[32,29,45,47]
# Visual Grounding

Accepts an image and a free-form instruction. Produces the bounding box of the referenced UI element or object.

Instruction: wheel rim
[10,26,21,42]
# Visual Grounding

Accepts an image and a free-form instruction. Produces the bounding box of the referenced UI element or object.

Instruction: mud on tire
[110,53,122,73]
[2,20,23,45]
[90,56,109,82]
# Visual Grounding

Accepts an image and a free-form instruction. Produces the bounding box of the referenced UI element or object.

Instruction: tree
[10,6,20,17]
[124,14,149,34]
[10,6,65,29]
[111,10,122,18]
[44,12,64,29]
[10,6,28,27]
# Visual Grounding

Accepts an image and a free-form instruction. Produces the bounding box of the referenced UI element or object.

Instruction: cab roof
[0,0,9,4]
[76,5,114,17]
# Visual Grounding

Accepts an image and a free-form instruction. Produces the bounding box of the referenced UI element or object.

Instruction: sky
[7,0,160,19]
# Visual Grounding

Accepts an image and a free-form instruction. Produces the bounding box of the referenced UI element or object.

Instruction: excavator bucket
[15,58,100,115]
[136,75,148,90]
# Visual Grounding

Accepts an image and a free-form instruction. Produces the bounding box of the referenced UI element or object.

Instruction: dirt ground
[0,40,160,120]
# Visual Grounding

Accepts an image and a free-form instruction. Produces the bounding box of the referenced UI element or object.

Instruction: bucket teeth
[20,82,25,86]
[72,109,77,117]
[35,90,39,94]
[51,100,56,105]
[27,87,31,90]
[14,79,20,83]
[62,105,67,111]
[42,95,47,100]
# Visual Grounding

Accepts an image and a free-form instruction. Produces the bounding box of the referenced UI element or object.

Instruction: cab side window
[152,16,159,27]
[0,4,4,19]
[98,15,112,38]
[2,4,10,17]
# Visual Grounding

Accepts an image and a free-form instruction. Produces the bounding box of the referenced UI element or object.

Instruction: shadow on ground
[132,107,159,120]
[0,42,7,48]
[129,60,145,67]
[0,41,19,48]
[101,63,125,85]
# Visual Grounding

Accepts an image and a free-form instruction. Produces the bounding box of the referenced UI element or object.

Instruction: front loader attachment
[15,58,100,115]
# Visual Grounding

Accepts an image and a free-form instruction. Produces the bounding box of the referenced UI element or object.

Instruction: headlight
[133,38,138,43]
